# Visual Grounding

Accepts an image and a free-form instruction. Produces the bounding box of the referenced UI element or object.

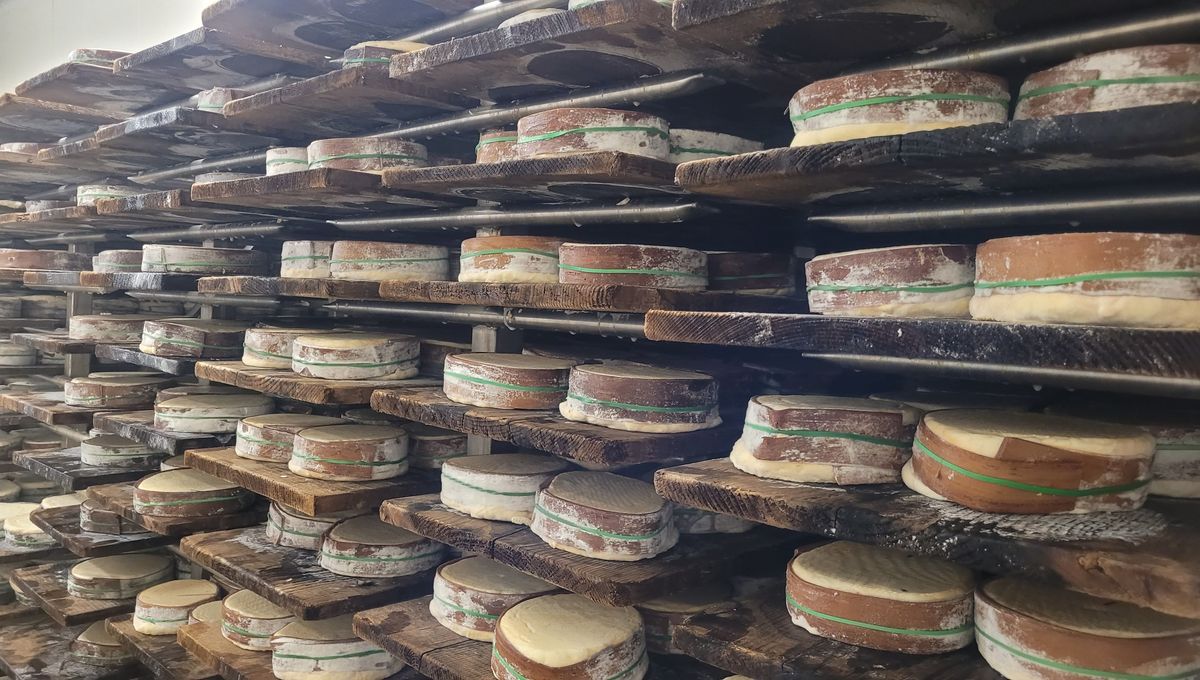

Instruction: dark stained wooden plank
[674,591,999,680]
[11,562,136,627]
[0,536,73,566]
[91,108,294,160]
[35,135,197,176]
[655,458,1200,619]
[85,482,266,538]
[10,332,111,355]
[0,617,144,680]
[371,387,739,469]
[93,345,197,376]
[94,190,283,227]
[13,448,163,490]
[180,525,433,620]
[380,494,793,606]
[185,447,439,516]
[196,276,281,296]
[0,390,112,426]
[177,621,274,680]
[0,411,38,428]
[0,318,58,332]
[107,614,218,680]
[0,94,120,144]
[195,361,440,405]
[20,204,156,231]
[0,152,106,194]
[14,59,194,116]
[29,505,168,559]
[80,272,203,293]
[93,412,231,455]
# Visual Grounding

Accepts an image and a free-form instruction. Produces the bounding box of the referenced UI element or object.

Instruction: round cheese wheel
[190,599,223,624]
[154,394,274,434]
[430,556,557,642]
[706,251,795,295]
[0,342,36,367]
[0,480,20,502]
[291,333,420,380]
[71,620,133,667]
[133,469,255,517]
[493,594,648,680]
[265,147,308,176]
[155,383,251,403]
[77,184,141,206]
[971,232,1200,328]
[560,362,721,433]
[476,128,519,163]
[318,515,444,577]
[443,353,574,410]
[141,244,267,275]
[636,581,734,654]
[15,476,60,503]
[270,615,403,680]
[459,236,565,284]
[558,243,707,290]
[41,492,85,509]
[907,409,1156,514]
[441,453,571,525]
[64,374,172,408]
[79,499,147,535]
[279,240,335,279]
[406,423,468,469]
[419,339,470,377]
[328,241,448,282]
[81,434,160,468]
[976,577,1200,680]
[667,129,762,164]
[11,571,34,606]
[672,506,755,535]
[786,541,975,653]
[289,424,408,481]
[266,503,360,552]
[68,554,175,600]
[10,428,61,451]
[236,414,347,463]
[221,589,296,651]
[134,579,220,635]
[68,314,159,342]
[806,244,975,317]
[25,200,73,211]
[308,137,429,173]
[4,513,54,547]
[788,69,1009,147]
[160,455,189,470]
[730,395,918,484]
[92,250,144,273]
[516,108,669,161]
[140,318,248,358]
[531,471,678,561]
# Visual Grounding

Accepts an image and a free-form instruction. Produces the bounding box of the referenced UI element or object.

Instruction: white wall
[0,0,212,92]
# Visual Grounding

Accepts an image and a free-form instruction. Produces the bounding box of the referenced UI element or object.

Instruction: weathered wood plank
[177,621,274,680]
[80,272,203,293]
[11,562,135,627]
[0,94,120,144]
[29,505,167,559]
[0,534,73,566]
[36,135,197,176]
[20,204,155,231]
[93,346,198,376]
[196,276,281,296]
[14,58,193,116]
[107,614,218,680]
[10,332,110,355]
[93,412,231,455]
[0,390,111,426]
[195,361,439,405]
[85,482,266,538]
[94,189,282,227]
[13,448,162,490]
[91,108,293,160]
[0,617,143,680]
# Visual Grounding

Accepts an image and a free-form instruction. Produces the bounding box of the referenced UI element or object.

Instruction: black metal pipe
[325,301,646,338]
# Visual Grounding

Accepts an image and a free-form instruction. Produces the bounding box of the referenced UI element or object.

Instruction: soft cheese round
[68,554,174,599]
[791,541,973,603]
[289,424,409,481]
[517,107,669,161]
[459,235,565,284]
[133,469,254,518]
[271,614,402,680]
[308,137,429,173]
[494,594,646,676]
[134,579,220,635]
[141,244,266,275]
[222,589,295,651]
[243,327,345,369]
[443,353,574,410]
[441,453,572,524]
[319,515,444,577]
[329,240,448,282]
[154,394,274,434]
[558,243,707,290]
[291,332,420,380]
[279,240,335,279]
[559,362,721,433]
[532,471,678,561]
[667,129,762,163]
[67,314,158,342]
[235,414,346,463]
[806,244,975,317]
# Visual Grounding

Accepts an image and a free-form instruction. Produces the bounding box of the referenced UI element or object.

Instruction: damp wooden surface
[180,525,433,620]
[371,387,740,469]
[10,332,113,355]
[92,411,233,455]
[656,458,1200,618]
[94,189,284,227]
[19,205,154,231]
[11,562,136,627]
[93,346,198,376]
[0,600,41,625]
[0,93,120,144]
[29,505,169,558]
[177,621,275,680]
[13,447,162,489]
[195,361,439,405]
[37,136,198,176]
[91,107,295,161]
[0,534,73,565]
[13,58,193,116]
[85,482,266,538]
[184,447,439,516]
[80,272,202,293]
[20,272,107,296]
[0,390,112,426]
[107,614,219,680]
[380,494,794,606]
[196,276,282,296]
[0,616,145,680]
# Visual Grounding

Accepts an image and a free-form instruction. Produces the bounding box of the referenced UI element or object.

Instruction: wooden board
[94,189,283,227]
[107,614,218,680]
[657,458,1200,619]
[0,536,73,566]
[371,387,739,469]
[93,345,197,377]
[29,505,168,559]
[20,204,154,231]
[189,168,462,218]
[92,412,232,455]
[0,94,120,144]
[0,600,41,625]
[180,525,433,619]
[91,108,295,161]
[81,273,202,293]
[195,276,281,296]
[0,390,112,426]
[185,447,439,516]
[36,136,198,176]
[0,411,38,428]
[13,448,162,490]
[380,494,792,606]
[20,270,113,293]
[11,562,135,627]
[223,66,477,139]
[10,332,106,355]
[14,59,193,116]
[0,617,144,680]
[0,318,57,332]
[85,482,266,538]
[674,591,999,680]
[176,621,276,680]
[195,361,441,405]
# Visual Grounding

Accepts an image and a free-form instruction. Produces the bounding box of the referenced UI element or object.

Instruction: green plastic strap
[142,332,240,350]
[135,493,245,507]
[518,125,669,144]
[1019,74,1200,101]
[320,548,441,563]
[975,626,1199,680]
[274,648,387,661]
[493,648,645,680]
[566,392,712,414]
[311,153,425,165]
[786,594,972,637]
[443,370,563,393]
[534,503,667,540]
[807,282,973,294]
[268,516,324,537]
[475,135,517,152]
[913,439,1150,497]
[292,355,416,369]
[975,270,1200,289]
[266,158,308,166]
[460,248,558,260]
[669,145,736,156]
[244,346,291,360]
[433,594,498,620]
[441,471,535,496]
[329,257,445,265]
[292,451,406,467]
[790,93,1010,122]
[222,621,273,638]
[558,263,704,279]
[135,614,188,624]
[280,254,330,262]
[744,421,909,447]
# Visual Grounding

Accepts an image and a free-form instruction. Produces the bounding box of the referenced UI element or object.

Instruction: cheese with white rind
[81,434,159,468]
[221,589,296,651]
[430,556,558,641]
[134,579,220,635]
[516,107,669,161]
[786,541,975,654]
[0,342,36,366]
[93,249,143,273]
[64,374,173,408]
[559,362,722,433]
[440,453,571,524]
[475,128,519,163]
[289,424,409,481]
[442,353,574,410]
[71,621,132,667]
[328,241,448,282]
[141,244,267,275]
[266,503,361,552]
[806,244,975,317]
[153,394,274,434]
[492,594,647,680]
[236,414,346,462]
[155,384,251,403]
[79,499,147,535]
[161,455,188,470]
[318,515,444,577]
[406,422,469,469]
[636,581,734,654]
[307,137,429,173]
[530,471,678,561]
[270,615,403,680]
[558,243,707,290]
[291,333,420,380]
[140,318,249,358]
[133,469,255,517]
[0,503,38,539]
[40,492,86,509]
[265,147,308,176]
[458,235,565,284]
[4,513,54,547]
[191,599,223,624]
[279,240,335,279]
[67,314,160,342]
[67,554,175,600]
[667,129,762,164]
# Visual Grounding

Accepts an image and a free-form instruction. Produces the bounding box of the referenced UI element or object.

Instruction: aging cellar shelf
[11,562,135,627]
[86,482,266,537]
[195,361,441,406]
[13,447,162,490]
[30,505,170,558]
[0,616,143,680]
[93,411,232,455]
[0,391,114,426]
[106,614,218,680]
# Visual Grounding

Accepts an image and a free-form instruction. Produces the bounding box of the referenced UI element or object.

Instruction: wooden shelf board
[12,562,135,627]
[30,505,168,558]
[14,59,193,116]
[656,458,1200,619]
[37,136,197,176]
[195,360,441,405]
[107,614,218,680]
[94,189,284,227]
[21,205,139,232]
[380,494,792,606]
[0,318,58,332]
[0,410,38,428]
[0,365,66,380]
[0,93,120,144]
[0,536,73,565]
[93,411,232,455]
[0,390,113,426]
[371,387,739,469]
[13,447,163,490]
[93,345,197,376]
[195,275,386,300]
[21,272,109,294]
[90,107,294,161]
[185,447,438,515]
[85,482,266,538]
[80,272,203,293]
[196,276,282,296]
[0,616,144,680]
[175,621,276,680]
[0,600,42,625]
[180,525,432,620]
[10,332,106,355]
